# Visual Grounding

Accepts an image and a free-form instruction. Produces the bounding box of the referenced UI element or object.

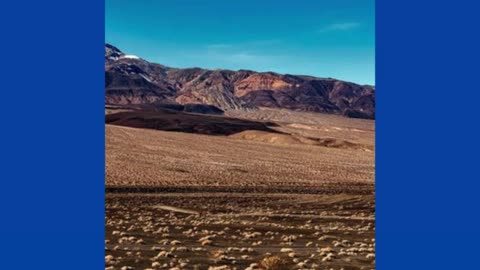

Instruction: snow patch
[122,54,140,59]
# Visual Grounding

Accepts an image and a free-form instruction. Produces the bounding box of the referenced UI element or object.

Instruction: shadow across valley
[105,107,280,136]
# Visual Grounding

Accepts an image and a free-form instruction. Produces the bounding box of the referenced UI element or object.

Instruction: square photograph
[105,1,375,269]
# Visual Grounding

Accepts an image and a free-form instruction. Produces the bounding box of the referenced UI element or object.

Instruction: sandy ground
[106,108,375,270]
[106,191,375,270]
[106,109,374,188]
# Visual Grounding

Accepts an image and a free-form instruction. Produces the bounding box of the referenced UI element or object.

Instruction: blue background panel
[377,0,480,269]
[0,0,105,269]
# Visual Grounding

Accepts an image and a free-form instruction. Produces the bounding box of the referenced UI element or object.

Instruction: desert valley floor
[105,108,375,270]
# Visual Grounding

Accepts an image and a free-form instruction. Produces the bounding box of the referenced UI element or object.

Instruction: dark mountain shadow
[105,108,280,136]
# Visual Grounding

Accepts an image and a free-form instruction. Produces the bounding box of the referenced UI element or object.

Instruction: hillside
[105,44,375,119]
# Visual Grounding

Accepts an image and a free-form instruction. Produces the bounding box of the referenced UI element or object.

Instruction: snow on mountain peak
[122,55,140,60]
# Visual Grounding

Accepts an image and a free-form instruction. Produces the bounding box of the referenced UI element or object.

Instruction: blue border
[377,0,480,269]
[1,0,104,268]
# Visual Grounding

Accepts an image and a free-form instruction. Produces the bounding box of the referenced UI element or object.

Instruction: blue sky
[106,0,375,85]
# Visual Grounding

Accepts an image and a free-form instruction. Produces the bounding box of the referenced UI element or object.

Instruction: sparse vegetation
[105,191,375,269]
[259,255,287,270]
[105,108,375,269]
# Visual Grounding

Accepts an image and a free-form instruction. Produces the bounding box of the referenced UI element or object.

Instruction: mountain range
[105,44,375,119]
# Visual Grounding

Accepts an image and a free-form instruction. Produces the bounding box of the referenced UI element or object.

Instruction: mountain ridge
[105,44,375,119]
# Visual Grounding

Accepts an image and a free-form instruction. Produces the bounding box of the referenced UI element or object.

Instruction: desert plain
[105,107,375,270]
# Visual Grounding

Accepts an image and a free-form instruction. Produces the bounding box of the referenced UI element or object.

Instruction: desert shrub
[259,255,289,270]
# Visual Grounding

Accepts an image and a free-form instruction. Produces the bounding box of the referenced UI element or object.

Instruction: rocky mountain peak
[105,44,375,119]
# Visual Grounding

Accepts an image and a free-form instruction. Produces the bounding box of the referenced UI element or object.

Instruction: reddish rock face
[234,73,296,96]
[105,44,375,119]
